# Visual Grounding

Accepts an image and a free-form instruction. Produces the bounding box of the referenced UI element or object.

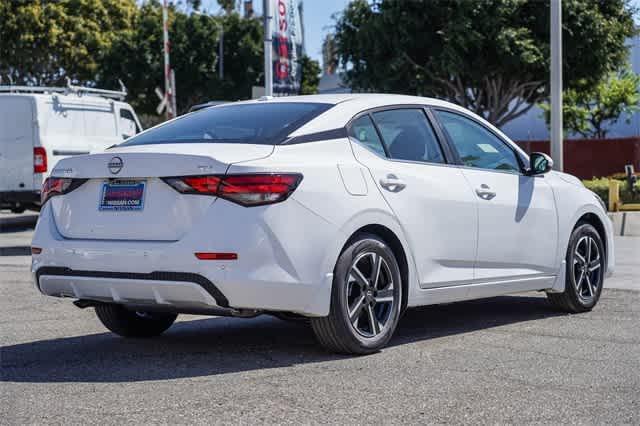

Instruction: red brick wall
[515,137,640,179]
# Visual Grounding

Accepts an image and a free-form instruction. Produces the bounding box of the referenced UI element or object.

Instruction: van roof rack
[0,77,127,100]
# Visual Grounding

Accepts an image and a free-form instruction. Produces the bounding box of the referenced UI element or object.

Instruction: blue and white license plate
[99,181,146,211]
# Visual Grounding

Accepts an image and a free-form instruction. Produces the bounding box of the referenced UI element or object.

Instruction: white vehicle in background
[0,82,142,212]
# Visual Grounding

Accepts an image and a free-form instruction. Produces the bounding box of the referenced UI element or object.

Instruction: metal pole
[550,0,563,171]
[163,0,173,119]
[219,24,224,79]
[171,69,177,116]
[263,0,273,96]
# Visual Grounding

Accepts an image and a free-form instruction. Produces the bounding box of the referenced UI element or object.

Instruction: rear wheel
[547,223,605,313]
[311,234,402,354]
[95,304,177,338]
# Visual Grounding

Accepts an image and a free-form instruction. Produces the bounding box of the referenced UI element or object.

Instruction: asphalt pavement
[1,224,639,424]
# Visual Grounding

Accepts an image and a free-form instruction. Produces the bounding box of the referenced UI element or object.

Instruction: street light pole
[162,0,173,119]
[550,0,563,171]
[219,23,224,80]
[263,0,273,96]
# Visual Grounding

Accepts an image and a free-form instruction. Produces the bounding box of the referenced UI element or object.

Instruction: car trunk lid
[49,143,274,241]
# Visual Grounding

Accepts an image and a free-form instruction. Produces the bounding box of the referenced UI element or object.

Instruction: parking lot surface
[1,226,639,424]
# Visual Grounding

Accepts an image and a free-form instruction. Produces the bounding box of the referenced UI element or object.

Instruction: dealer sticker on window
[99,181,146,211]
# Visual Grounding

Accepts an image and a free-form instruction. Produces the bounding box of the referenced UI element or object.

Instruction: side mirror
[527,152,553,175]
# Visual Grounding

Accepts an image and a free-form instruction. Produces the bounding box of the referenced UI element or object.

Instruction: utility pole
[219,22,224,79]
[162,0,174,119]
[550,0,563,171]
[263,0,273,96]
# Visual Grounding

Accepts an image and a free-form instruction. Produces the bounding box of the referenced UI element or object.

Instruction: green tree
[299,55,321,95]
[0,0,137,85]
[98,1,263,116]
[333,0,637,127]
[541,69,640,138]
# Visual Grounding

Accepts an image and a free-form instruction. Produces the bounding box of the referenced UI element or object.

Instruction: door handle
[475,184,496,200]
[380,174,406,193]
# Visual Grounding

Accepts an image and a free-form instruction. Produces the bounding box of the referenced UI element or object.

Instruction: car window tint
[372,109,445,164]
[436,110,521,173]
[349,115,386,156]
[121,102,332,146]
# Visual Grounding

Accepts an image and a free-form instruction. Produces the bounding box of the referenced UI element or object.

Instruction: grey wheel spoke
[348,295,366,324]
[585,274,594,297]
[351,266,369,289]
[375,288,394,304]
[586,238,592,264]
[589,259,601,272]
[366,304,380,334]
[371,253,382,289]
[574,252,586,266]
[575,270,585,293]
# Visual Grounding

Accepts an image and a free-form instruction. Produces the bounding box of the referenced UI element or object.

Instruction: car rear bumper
[31,199,340,317]
[35,267,229,312]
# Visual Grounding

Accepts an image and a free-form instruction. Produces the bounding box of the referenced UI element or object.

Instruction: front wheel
[311,234,402,354]
[95,304,177,338]
[547,223,605,313]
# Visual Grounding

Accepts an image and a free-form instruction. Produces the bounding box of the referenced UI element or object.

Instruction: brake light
[34,147,47,173]
[41,177,88,205]
[163,174,302,207]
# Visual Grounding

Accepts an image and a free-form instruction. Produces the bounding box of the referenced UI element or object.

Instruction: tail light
[34,147,47,173]
[41,177,88,205]
[163,173,302,207]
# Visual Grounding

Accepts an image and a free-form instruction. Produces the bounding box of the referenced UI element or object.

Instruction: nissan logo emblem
[108,156,123,174]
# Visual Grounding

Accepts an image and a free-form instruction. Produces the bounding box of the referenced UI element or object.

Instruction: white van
[0,85,142,212]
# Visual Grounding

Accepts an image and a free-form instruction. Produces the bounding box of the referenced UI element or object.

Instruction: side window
[348,115,386,156]
[119,109,140,139]
[436,110,521,173]
[372,109,445,163]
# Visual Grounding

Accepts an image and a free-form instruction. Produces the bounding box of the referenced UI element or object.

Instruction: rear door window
[371,109,445,164]
[122,102,332,146]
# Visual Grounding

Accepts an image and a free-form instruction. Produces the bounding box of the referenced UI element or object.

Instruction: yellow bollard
[609,180,620,212]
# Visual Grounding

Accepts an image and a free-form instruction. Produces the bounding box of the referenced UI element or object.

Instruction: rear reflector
[195,252,238,260]
[163,173,302,207]
[31,247,42,255]
[34,147,47,174]
[41,177,88,205]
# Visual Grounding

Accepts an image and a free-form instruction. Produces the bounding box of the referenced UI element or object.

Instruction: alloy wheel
[345,251,396,338]
[572,235,603,304]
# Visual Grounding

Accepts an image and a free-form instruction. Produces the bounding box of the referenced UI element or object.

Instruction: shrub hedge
[582,175,640,209]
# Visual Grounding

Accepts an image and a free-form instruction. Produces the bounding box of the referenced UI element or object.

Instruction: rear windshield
[120,102,332,146]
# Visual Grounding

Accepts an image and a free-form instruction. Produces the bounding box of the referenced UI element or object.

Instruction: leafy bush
[583,177,640,209]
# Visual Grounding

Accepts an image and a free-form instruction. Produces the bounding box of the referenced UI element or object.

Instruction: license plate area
[99,180,146,211]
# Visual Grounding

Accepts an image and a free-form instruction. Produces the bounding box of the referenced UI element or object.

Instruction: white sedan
[32,94,614,354]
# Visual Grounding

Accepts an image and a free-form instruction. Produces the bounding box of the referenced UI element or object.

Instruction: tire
[547,223,605,313]
[95,304,177,338]
[311,234,403,355]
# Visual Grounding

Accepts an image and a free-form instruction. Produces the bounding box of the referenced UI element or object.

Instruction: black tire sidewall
[331,234,402,351]
[95,304,177,338]
[565,223,605,310]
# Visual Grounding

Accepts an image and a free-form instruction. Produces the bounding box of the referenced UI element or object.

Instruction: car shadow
[1,294,564,383]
